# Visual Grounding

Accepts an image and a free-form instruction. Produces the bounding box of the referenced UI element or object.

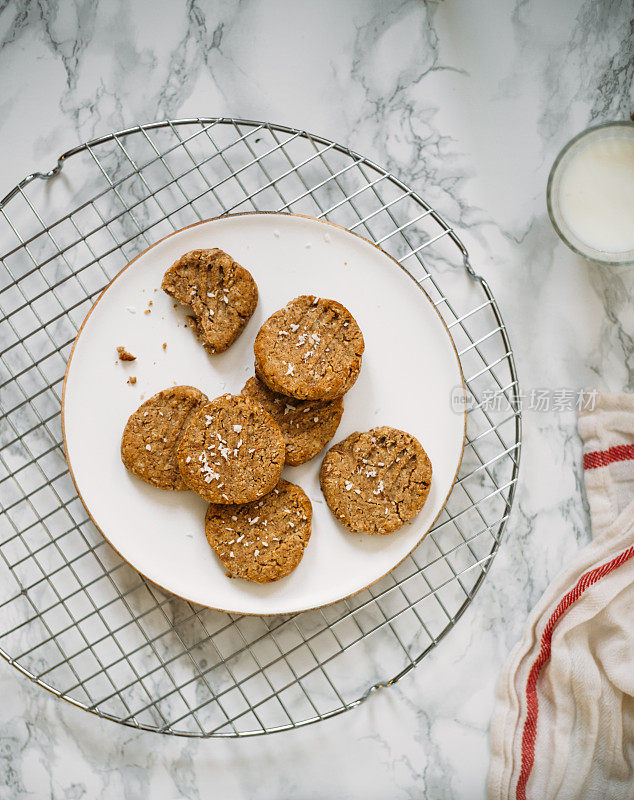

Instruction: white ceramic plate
[63,213,465,614]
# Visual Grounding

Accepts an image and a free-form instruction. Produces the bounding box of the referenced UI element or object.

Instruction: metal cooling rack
[0,118,521,737]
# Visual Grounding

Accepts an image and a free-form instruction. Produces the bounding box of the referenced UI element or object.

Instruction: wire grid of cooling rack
[0,118,520,737]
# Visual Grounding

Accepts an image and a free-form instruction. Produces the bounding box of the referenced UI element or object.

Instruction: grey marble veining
[1,1,633,798]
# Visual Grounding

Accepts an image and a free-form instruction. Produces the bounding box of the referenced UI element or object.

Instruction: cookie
[241,376,344,466]
[121,386,208,490]
[176,394,285,504]
[162,249,258,354]
[205,479,312,583]
[254,295,364,400]
[320,426,432,535]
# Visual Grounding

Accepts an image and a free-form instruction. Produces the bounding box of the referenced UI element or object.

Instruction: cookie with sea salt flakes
[176,394,285,504]
[121,386,208,490]
[241,376,344,466]
[205,479,312,583]
[254,295,364,400]
[161,249,258,354]
[320,426,432,535]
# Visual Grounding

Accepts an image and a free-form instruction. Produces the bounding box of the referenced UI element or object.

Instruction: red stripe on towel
[583,443,634,470]
[515,545,634,800]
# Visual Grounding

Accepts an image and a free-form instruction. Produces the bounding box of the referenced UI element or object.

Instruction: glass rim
[546,120,634,266]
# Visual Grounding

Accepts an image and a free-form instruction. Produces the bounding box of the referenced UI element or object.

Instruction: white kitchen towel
[488,392,634,800]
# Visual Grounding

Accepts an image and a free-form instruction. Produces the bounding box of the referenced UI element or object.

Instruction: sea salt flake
[186,456,191,463]
[285,364,294,376]
[233,424,242,433]
[344,481,353,491]
[125,306,137,314]
[290,323,300,332]
[145,444,151,451]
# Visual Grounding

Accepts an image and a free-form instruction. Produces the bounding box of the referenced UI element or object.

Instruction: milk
[558,135,634,254]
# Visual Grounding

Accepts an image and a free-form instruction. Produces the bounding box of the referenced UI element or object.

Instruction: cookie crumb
[127,377,137,385]
[162,342,167,350]
[117,346,136,361]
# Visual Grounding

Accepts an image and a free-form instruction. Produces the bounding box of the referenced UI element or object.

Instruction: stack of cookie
[120,247,432,586]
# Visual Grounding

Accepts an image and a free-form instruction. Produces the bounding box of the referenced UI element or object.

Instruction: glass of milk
[547,121,634,265]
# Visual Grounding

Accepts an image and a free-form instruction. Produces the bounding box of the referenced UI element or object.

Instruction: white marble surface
[1,1,633,798]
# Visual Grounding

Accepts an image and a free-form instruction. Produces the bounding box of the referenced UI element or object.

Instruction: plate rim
[61,211,467,615]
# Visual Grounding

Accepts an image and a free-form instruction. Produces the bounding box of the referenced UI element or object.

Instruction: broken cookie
[162,249,258,354]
